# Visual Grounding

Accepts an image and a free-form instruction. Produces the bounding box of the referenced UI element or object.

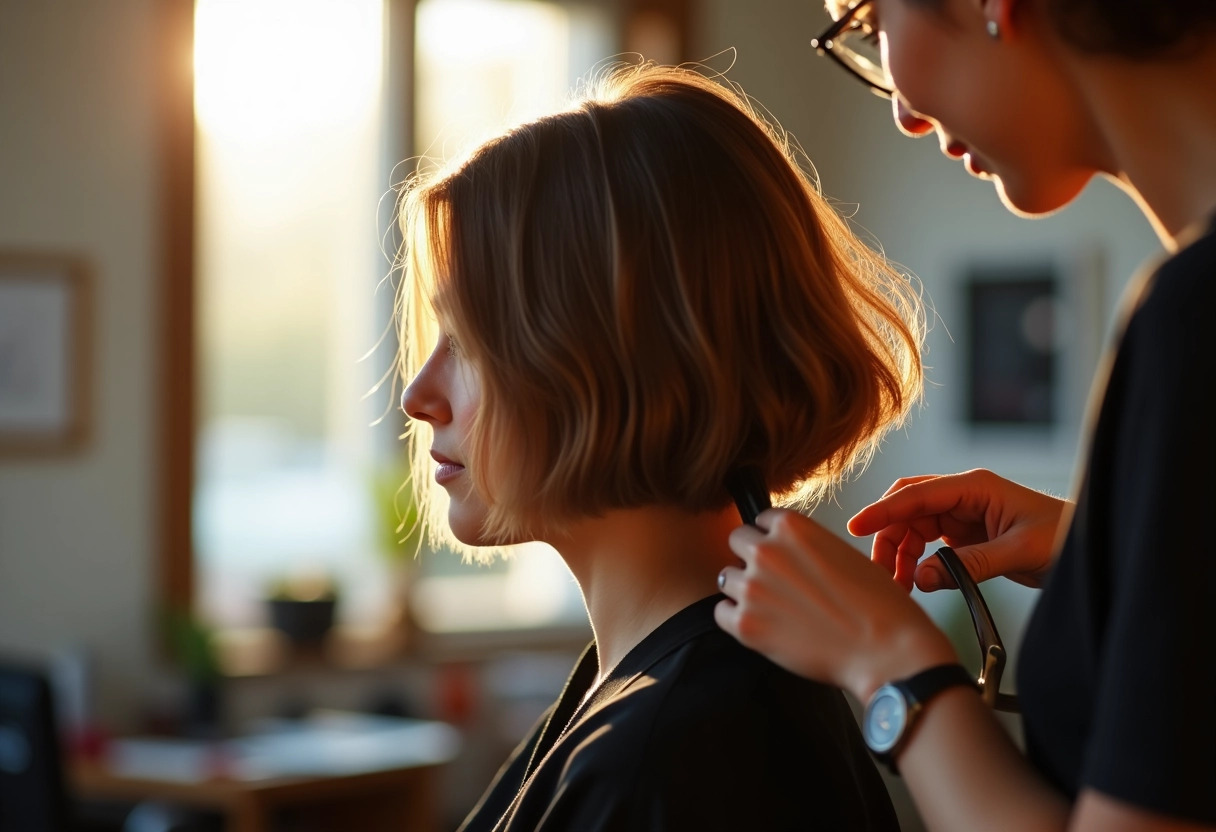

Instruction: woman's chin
[447,515,531,549]
[994,171,1092,218]
[446,507,490,547]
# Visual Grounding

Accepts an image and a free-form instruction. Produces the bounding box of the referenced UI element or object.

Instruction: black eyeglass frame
[809,0,894,98]
[933,546,1020,713]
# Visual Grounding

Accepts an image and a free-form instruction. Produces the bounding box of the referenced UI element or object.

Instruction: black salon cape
[459,595,899,832]
[1018,216,1216,824]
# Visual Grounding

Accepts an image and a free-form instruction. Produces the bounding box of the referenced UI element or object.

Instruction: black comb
[725,467,771,526]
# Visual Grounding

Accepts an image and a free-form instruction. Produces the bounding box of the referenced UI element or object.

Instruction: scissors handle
[934,546,1020,714]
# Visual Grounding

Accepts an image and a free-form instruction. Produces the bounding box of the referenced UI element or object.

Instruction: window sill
[212,620,592,678]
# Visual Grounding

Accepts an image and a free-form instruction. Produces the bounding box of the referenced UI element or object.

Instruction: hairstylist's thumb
[914,543,998,592]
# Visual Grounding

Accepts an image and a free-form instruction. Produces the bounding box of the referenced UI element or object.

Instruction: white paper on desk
[106,713,460,783]
[106,738,223,783]
[229,711,461,781]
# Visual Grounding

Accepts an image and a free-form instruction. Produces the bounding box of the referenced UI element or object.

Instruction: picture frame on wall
[0,253,91,456]
[958,244,1108,441]
[965,268,1059,427]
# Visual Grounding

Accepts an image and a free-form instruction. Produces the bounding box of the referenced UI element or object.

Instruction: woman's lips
[431,451,465,485]
[435,462,464,485]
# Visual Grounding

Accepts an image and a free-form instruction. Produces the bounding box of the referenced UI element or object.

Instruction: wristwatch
[862,663,975,773]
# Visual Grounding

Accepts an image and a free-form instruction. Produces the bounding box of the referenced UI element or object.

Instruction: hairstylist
[715,1,1216,830]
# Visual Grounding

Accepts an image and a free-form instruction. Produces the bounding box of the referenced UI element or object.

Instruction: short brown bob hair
[398,63,924,547]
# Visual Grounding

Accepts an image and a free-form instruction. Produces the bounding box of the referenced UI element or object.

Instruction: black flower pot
[267,597,337,645]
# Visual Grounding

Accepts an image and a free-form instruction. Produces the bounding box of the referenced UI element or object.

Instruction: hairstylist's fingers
[716,565,744,599]
[848,481,960,537]
[713,596,741,636]
[892,528,925,592]
[868,524,921,594]
[916,541,1003,591]
[878,474,940,500]
[727,522,767,567]
[869,522,906,576]
[914,555,956,592]
[729,509,831,593]
[870,513,944,572]
[752,506,780,533]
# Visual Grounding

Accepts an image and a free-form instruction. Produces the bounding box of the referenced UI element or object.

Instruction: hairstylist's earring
[986,19,1001,39]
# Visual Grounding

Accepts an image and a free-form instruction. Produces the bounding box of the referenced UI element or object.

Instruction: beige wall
[0,0,1164,737]
[0,0,160,728]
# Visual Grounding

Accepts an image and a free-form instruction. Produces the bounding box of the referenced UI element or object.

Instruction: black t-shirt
[1018,217,1216,824]
[460,595,899,832]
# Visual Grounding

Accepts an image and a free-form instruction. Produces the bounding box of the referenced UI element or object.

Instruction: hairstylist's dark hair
[1046,0,1216,57]
[895,0,1216,58]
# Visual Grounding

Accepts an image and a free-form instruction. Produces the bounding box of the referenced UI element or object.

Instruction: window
[192,0,397,637]
[187,0,621,659]
[405,0,614,637]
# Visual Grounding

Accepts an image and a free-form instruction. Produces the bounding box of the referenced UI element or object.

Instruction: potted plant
[164,609,224,737]
[265,573,339,646]
[369,462,426,630]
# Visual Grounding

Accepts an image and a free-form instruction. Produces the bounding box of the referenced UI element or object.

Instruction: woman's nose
[893,95,935,137]
[401,373,448,425]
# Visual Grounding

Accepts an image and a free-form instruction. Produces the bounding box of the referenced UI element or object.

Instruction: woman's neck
[547,504,741,687]
[1069,43,1216,249]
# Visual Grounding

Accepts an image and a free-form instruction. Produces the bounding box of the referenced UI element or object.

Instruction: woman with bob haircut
[398,63,921,831]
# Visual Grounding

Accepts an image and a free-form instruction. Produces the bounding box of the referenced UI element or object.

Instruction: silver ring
[717,570,727,592]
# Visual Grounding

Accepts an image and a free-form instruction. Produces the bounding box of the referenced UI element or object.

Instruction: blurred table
[71,712,460,832]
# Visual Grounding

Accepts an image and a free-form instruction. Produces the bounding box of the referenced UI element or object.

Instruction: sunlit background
[192,0,610,640]
[193,0,391,629]
[0,0,1162,828]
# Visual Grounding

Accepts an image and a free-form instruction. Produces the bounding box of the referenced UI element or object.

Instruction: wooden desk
[70,713,459,832]
[73,760,441,832]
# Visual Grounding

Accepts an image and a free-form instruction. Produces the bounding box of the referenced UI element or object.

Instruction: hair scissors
[933,546,1019,713]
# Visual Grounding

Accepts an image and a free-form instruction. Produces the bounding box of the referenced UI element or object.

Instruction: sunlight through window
[193,0,394,633]
[409,0,613,634]
[193,0,614,645]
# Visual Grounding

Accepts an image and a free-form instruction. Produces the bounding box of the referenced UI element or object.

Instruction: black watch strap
[864,663,975,775]
[899,663,974,706]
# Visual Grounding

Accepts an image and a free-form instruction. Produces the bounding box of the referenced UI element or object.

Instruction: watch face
[863,685,907,754]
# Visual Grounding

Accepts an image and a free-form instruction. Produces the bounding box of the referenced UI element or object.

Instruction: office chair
[0,659,72,832]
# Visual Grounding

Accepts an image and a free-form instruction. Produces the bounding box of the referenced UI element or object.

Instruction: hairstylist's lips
[964,151,993,178]
[430,450,465,486]
[943,136,993,178]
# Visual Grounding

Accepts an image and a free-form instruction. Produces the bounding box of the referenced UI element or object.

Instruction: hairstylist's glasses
[810,0,894,98]
[934,546,1019,713]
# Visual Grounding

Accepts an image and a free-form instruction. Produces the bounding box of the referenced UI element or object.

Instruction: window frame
[157,0,693,673]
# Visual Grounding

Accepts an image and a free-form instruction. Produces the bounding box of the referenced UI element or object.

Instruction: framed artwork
[965,268,1059,427]
[0,253,91,455]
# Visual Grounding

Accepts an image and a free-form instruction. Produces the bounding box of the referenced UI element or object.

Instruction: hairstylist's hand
[848,469,1069,594]
[715,509,957,702]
